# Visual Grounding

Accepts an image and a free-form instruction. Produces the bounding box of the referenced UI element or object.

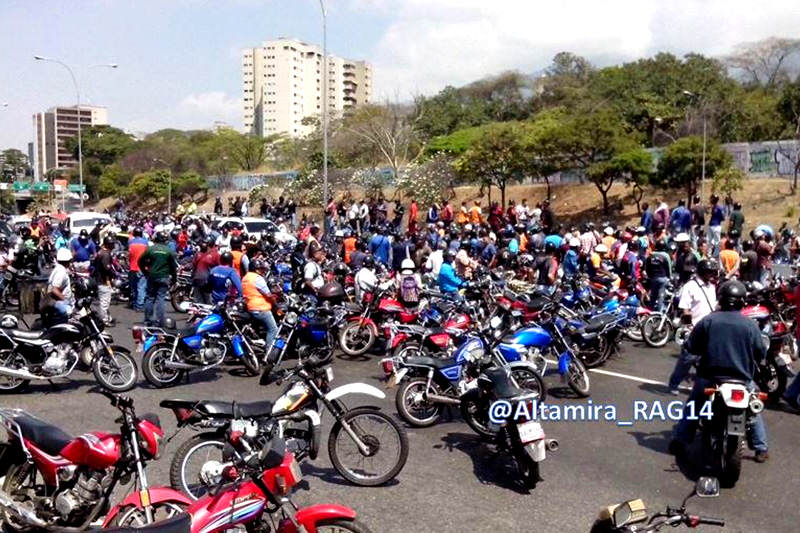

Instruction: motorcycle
[464,365,558,490]
[0,299,138,393]
[591,477,723,532]
[640,284,683,348]
[0,265,34,309]
[0,391,191,530]
[169,266,194,313]
[161,355,409,499]
[138,303,260,387]
[385,316,547,430]
[699,380,768,488]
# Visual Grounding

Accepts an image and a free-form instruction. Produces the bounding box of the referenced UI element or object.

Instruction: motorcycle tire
[624,315,646,342]
[391,341,424,360]
[758,359,787,403]
[171,286,193,313]
[460,397,497,439]
[566,358,591,397]
[170,432,227,500]
[0,350,30,394]
[241,346,261,376]
[641,314,673,348]
[142,345,184,388]
[395,378,444,427]
[1,461,34,532]
[509,367,548,403]
[719,434,743,488]
[338,321,376,356]
[111,502,187,528]
[577,337,609,369]
[92,348,138,392]
[328,406,409,486]
[2,286,19,310]
[312,518,375,533]
[513,446,540,490]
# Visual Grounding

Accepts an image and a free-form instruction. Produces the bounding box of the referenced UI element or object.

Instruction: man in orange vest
[242,259,278,352]
[230,235,249,275]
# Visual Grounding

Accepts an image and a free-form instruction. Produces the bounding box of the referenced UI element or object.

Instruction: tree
[518,110,567,201]
[778,80,800,191]
[711,166,745,198]
[396,155,459,206]
[174,171,208,201]
[723,37,800,87]
[217,129,284,171]
[1,149,29,179]
[128,170,170,204]
[414,86,490,140]
[98,164,132,198]
[425,125,487,156]
[454,122,526,207]
[656,136,732,203]
[65,125,136,165]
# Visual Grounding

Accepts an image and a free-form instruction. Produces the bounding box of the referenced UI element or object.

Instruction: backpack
[400,274,420,305]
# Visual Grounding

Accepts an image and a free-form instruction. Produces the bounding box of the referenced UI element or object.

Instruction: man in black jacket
[669,280,769,462]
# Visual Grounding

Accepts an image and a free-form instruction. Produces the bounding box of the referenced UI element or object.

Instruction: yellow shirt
[719,249,739,274]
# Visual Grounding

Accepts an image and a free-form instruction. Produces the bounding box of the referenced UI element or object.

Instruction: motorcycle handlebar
[93,388,133,409]
[696,517,725,527]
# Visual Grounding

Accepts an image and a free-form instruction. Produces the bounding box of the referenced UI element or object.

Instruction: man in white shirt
[669,260,718,394]
[425,242,446,277]
[49,248,75,318]
[354,255,378,302]
[303,248,326,296]
[515,198,529,223]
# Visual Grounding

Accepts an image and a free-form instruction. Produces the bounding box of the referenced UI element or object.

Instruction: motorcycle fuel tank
[194,313,224,336]
[60,432,121,469]
[502,326,552,347]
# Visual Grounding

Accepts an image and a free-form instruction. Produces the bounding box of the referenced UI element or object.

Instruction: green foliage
[217,129,285,171]
[98,164,131,198]
[426,126,488,156]
[1,148,29,179]
[65,125,136,165]
[711,166,745,197]
[174,171,208,200]
[0,189,16,213]
[128,170,170,203]
[656,136,732,201]
[396,155,458,206]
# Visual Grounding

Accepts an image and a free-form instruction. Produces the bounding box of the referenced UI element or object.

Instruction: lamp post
[152,158,172,214]
[34,56,117,209]
[318,0,329,231]
[682,90,707,202]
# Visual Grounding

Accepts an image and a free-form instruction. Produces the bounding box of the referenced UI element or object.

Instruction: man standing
[708,194,725,255]
[92,237,116,326]
[540,200,555,234]
[728,202,745,234]
[640,202,653,234]
[440,200,454,227]
[139,232,178,327]
[369,226,392,267]
[304,248,326,297]
[408,198,419,234]
[128,227,149,311]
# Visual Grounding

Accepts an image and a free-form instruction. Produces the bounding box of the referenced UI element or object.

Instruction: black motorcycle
[0,298,138,393]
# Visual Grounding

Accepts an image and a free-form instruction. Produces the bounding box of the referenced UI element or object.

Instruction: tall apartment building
[243,38,372,138]
[32,105,108,179]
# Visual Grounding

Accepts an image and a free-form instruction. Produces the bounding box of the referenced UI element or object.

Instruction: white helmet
[674,232,690,243]
[603,226,614,236]
[56,248,73,262]
[400,258,415,272]
[594,243,609,254]
[569,237,580,247]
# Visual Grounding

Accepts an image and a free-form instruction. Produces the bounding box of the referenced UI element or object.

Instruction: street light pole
[318,0,329,230]
[34,56,117,210]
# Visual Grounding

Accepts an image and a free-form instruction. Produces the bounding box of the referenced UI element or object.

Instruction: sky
[2,0,800,151]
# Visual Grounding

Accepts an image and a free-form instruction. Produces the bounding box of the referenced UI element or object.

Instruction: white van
[66,211,113,237]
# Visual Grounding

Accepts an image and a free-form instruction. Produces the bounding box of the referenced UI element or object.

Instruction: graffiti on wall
[721,140,800,177]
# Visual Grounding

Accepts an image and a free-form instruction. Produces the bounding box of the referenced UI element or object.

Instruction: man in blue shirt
[70,229,96,271]
[563,238,580,276]
[544,231,563,251]
[670,200,692,233]
[640,202,653,234]
[208,251,242,304]
[438,250,464,295]
[708,194,725,256]
[369,227,392,266]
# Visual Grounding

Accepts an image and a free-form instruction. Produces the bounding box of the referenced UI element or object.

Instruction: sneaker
[754,451,770,463]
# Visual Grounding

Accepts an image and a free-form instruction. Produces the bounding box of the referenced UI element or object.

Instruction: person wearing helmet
[673,232,698,282]
[229,235,248,276]
[753,230,774,284]
[667,258,718,395]
[0,236,14,287]
[92,237,117,325]
[242,258,278,351]
[128,227,149,310]
[563,237,581,276]
[644,240,672,312]
[139,231,178,327]
[601,227,616,259]
[438,248,464,297]
[209,251,243,305]
[48,248,75,319]
[215,226,231,253]
[303,247,326,298]
[670,279,769,463]
[396,258,422,307]
[70,228,97,272]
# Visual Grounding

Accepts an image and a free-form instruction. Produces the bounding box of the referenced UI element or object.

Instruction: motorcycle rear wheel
[142,345,183,388]
[1,461,33,532]
[0,351,30,393]
[339,322,376,356]
[170,286,193,313]
[395,378,443,427]
[513,447,540,490]
[460,397,497,439]
[92,349,138,392]
[641,314,672,348]
[170,432,226,500]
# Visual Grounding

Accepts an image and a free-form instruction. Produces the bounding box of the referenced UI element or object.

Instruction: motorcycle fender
[294,504,357,533]
[101,487,192,527]
[557,352,571,375]
[391,367,409,387]
[347,316,377,332]
[143,335,158,353]
[325,383,386,401]
[727,411,746,436]
[525,440,546,462]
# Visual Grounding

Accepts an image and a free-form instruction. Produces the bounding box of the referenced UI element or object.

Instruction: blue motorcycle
[137,303,260,387]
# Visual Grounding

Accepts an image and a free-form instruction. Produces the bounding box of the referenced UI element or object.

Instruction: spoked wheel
[641,314,673,348]
[2,285,19,310]
[395,378,443,427]
[0,350,30,393]
[566,357,591,397]
[577,337,609,369]
[170,433,226,500]
[509,367,547,402]
[113,502,186,528]
[1,462,35,532]
[328,407,408,486]
[142,345,183,388]
[461,397,496,439]
[92,349,138,392]
[624,315,646,342]
[171,286,193,313]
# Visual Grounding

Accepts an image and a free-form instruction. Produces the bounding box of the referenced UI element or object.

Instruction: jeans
[649,277,669,313]
[668,346,699,391]
[53,301,73,318]
[709,225,722,257]
[130,271,146,310]
[250,310,279,352]
[673,377,768,453]
[784,373,800,406]
[97,284,112,323]
[144,277,170,327]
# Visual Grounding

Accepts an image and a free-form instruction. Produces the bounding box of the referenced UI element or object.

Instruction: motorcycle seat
[11,412,73,456]
[164,400,275,419]
[402,356,454,370]
[483,367,525,401]
[344,302,362,314]
[8,329,45,341]
[103,513,191,533]
[584,314,617,333]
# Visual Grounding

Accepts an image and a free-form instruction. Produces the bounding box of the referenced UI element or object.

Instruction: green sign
[68,184,86,192]
[13,181,31,191]
[32,182,51,192]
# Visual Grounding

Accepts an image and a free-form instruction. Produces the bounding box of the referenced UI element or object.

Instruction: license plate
[325,366,334,382]
[135,342,143,353]
[518,421,544,444]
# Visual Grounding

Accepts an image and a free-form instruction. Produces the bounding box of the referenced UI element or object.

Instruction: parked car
[217,216,296,244]
[66,211,113,236]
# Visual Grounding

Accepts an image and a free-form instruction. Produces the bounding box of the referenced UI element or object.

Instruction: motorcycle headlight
[284,312,298,326]
[463,339,485,362]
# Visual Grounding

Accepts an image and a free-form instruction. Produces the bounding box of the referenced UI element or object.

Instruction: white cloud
[177,91,241,124]
[366,0,800,99]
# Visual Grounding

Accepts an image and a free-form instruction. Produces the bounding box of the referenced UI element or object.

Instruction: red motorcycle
[387,303,474,359]
[0,390,191,530]
[119,437,371,533]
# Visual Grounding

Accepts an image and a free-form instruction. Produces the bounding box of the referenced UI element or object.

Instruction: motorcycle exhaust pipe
[545,438,559,452]
[749,398,765,414]
[0,488,48,528]
[425,393,461,406]
[163,361,196,370]
[0,366,46,381]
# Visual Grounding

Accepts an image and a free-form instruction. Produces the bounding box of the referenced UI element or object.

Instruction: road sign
[67,184,86,192]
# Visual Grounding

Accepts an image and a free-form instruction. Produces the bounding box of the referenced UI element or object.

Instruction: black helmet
[169,229,180,240]
[719,280,746,310]
[0,236,8,248]
[206,236,217,248]
[230,235,243,249]
[74,276,98,299]
[251,258,267,271]
[728,229,740,240]
[697,259,717,278]
[654,240,667,252]
[132,227,143,237]
[363,255,375,269]
[333,262,349,277]
[444,249,456,263]
[544,240,557,254]
[154,231,168,243]
[79,229,89,239]
[220,251,234,265]
[102,236,116,249]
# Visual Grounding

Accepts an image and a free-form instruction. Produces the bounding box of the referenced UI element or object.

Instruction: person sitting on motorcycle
[396,258,422,307]
[70,229,96,273]
[48,248,75,319]
[562,238,581,277]
[455,239,476,279]
[668,259,718,395]
[438,249,465,298]
[208,251,242,305]
[669,279,769,463]
[674,232,699,282]
[644,239,672,312]
[588,243,612,282]
[354,254,378,303]
[243,259,279,351]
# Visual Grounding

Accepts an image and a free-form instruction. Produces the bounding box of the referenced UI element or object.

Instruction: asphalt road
[2,304,799,533]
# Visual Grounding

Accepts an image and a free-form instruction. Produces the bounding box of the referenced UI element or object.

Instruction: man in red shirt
[440,200,454,227]
[408,198,419,234]
[192,238,220,304]
[128,227,149,311]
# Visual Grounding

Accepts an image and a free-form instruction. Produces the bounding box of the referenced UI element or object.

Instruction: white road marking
[544,359,691,392]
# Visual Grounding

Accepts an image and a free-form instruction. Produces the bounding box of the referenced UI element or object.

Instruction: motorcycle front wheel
[339,322,376,356]
[328,406,409,486]
[170,286,193,313]
[641,314,673,348]
[509,367,547,403]
[566,358,591,397]
[93,348,138,392]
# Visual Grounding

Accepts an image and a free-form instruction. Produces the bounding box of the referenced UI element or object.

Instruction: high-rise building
[32,105,108,179]
[243,38,372,138]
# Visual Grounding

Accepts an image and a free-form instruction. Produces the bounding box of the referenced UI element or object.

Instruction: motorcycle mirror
[695,476,720,498]
[610,499,647,528]
[489,316,503,329]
